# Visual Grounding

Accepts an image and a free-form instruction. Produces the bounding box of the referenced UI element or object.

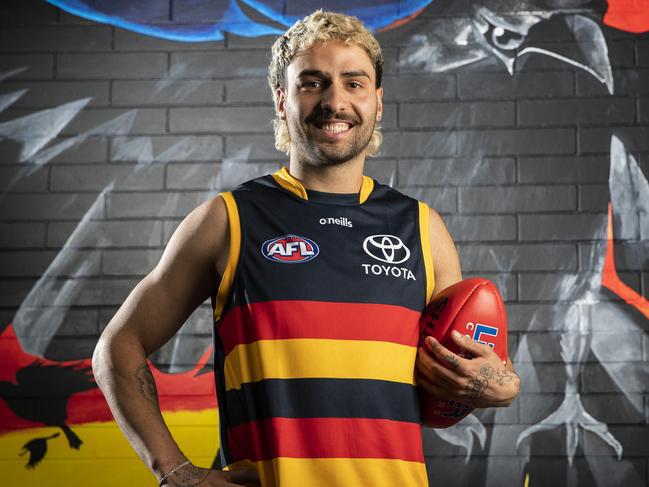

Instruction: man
[92,10,519,487]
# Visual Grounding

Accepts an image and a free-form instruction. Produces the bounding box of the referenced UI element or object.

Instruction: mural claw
[19,432,60,469]
[516,392,622,466]
[434,413,486,463]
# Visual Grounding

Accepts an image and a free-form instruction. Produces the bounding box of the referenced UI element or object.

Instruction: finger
[450,330,495,357]
[417,372,445,396]
[424,336,466,372]
[417,347,462,388]
[417,373,460,402]
[224,468,260,484]
[419,369,483,408]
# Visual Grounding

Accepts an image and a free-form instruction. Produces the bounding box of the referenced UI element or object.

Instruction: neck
[288,154,366,193]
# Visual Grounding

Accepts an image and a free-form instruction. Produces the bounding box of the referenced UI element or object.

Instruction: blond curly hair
[268,10,384,156]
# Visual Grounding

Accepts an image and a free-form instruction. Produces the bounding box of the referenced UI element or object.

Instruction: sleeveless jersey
[211,167,435,487]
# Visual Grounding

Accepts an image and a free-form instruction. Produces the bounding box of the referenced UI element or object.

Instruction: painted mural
[42,0,649,41]
[0,0,648,485]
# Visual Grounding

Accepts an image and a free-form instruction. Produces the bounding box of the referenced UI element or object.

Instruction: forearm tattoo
[167,465,210,487]
[135,363,158,404]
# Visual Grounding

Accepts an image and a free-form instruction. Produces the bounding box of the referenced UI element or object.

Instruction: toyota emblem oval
[362,235,411,264]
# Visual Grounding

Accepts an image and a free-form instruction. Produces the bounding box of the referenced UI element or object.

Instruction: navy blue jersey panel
[228,175,427,312]
[225,378,421,427]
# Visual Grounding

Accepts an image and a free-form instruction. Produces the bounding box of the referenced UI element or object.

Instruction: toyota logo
[362,235,411,264]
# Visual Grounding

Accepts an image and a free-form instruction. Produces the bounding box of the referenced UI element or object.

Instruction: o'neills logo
[319,216,353,227]
[362,234,415,281]
[262,234,319,264]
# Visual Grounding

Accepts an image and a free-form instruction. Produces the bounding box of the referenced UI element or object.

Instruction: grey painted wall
[0,1,648,485]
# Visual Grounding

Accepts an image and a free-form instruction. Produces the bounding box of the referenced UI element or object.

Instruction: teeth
[321,123,350,133]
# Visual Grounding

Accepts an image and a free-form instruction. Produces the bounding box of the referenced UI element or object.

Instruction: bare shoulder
[426,206,462,296]
[427,206,447,232]
[170,194,228,243]
[426,206,453,253]
[144,193,231,323]
[159,194,230,277]
[98,195,231,355]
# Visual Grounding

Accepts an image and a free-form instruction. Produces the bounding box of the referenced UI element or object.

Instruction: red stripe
[227,417,424,463]
[218,301,421,355]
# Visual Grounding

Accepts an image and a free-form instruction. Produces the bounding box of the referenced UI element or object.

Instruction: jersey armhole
[213,191,242,322]
[418,201,435,304]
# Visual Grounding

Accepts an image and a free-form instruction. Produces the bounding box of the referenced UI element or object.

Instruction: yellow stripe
[227,457,428,487]
[214,192,241,322]
[418,201,435,304]
[359,175,374,203]
[272,167,375,203]
[224,339,416,391]
[272,167,309,200]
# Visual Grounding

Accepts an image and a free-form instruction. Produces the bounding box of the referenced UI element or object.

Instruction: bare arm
[417,207,520,408]
[92,196,237,482]
[428,207,462,296]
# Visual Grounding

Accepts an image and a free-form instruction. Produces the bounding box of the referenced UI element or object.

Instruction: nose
[320,81,348,114]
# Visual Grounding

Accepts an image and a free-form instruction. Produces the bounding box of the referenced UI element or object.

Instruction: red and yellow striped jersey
[211,167,434,486]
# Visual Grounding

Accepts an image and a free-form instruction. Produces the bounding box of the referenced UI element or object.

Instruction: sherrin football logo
[467,322,499,349]
[262,234,319,263]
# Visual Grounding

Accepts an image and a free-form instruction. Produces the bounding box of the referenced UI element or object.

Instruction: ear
[275,87,286,119]
[375,86,383,122]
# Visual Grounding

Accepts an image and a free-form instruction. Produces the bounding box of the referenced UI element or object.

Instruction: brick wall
[1,1,648,485]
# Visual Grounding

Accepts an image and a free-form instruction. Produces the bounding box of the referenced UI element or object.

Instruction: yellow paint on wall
[0,409,219,487]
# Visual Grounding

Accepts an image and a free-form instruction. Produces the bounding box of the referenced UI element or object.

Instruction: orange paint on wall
[604,0,649,33]
[601,203,649,318]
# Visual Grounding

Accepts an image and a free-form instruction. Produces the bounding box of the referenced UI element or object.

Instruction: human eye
[348,80,364,89]
[300,79,323,89]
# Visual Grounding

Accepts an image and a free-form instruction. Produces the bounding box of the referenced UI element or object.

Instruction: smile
[319,122,351,133]
[312,118,354,136]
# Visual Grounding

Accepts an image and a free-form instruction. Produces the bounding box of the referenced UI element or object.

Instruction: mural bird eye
[471,6,543,74]
[490,24,526,50]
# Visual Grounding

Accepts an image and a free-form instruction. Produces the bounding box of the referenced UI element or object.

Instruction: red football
[418,278,509,428]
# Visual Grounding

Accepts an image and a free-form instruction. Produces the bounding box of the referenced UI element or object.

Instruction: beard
[286,108,376,167]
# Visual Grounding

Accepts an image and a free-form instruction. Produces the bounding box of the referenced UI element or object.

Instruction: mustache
[305,111,359,125]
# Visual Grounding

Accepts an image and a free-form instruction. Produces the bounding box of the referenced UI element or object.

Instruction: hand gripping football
[418,278,508,428]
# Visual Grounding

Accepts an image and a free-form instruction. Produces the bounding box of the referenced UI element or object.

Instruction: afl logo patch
[262,234,319,264]
[363,234,410,264]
